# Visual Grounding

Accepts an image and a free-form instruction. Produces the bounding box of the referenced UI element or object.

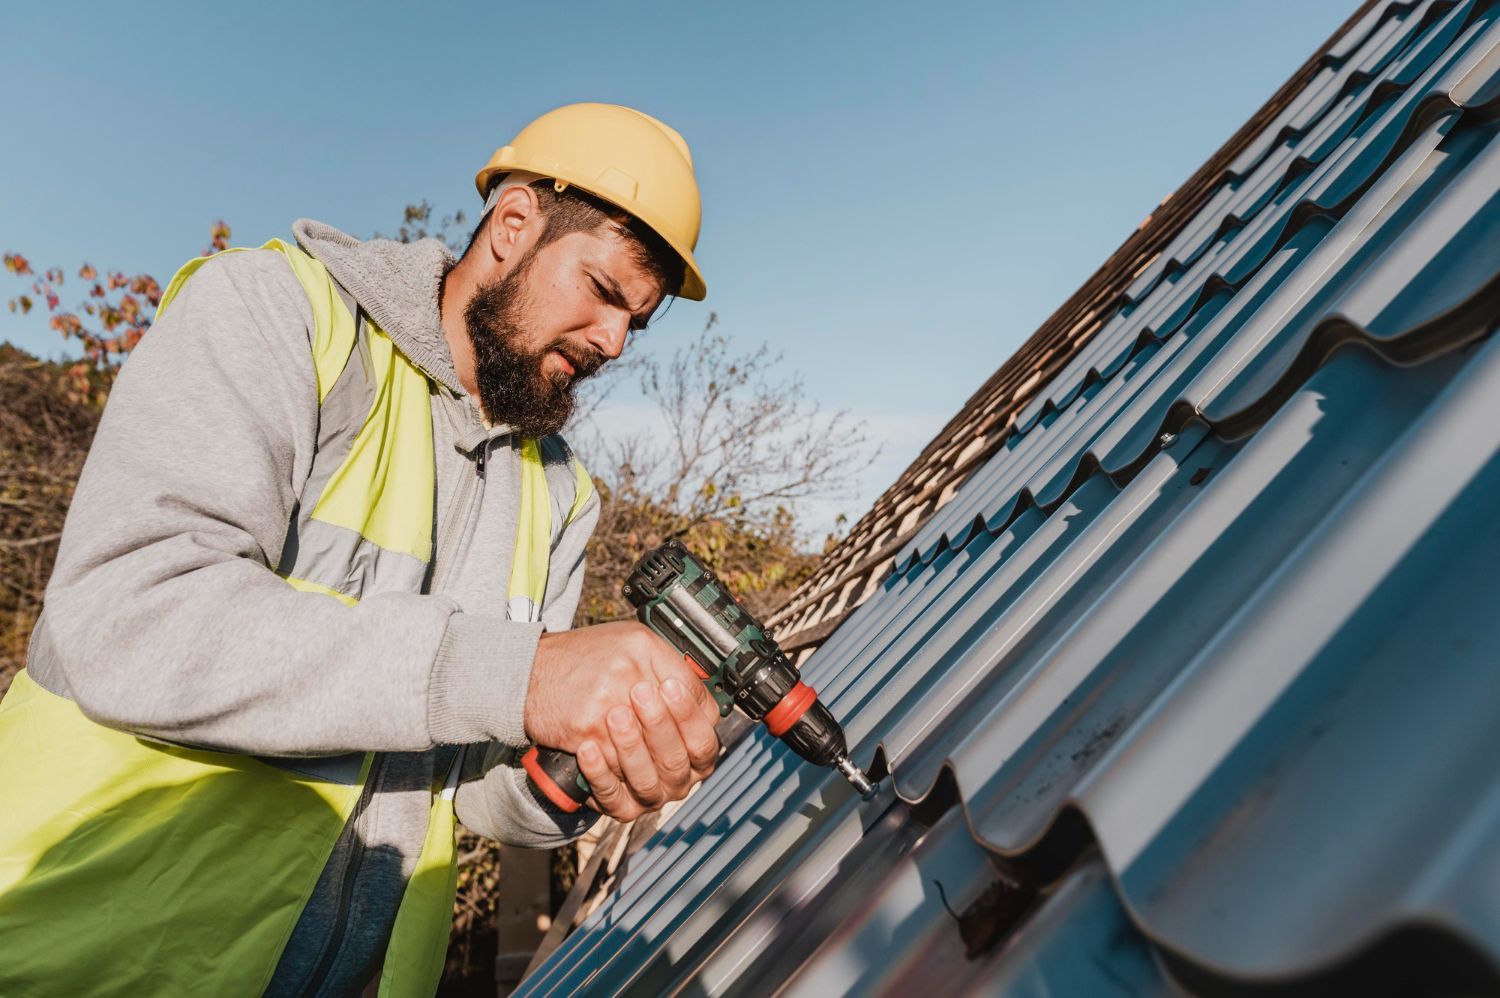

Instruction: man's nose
[586,310,631,360]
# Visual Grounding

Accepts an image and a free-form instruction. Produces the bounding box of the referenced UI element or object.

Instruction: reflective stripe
[567,453,594,526]
[302,315,378,504]
[311,317,434,563]
[276,305,433,602]
[283,518,429,601]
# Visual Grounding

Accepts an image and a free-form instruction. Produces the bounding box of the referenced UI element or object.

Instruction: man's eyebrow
[593,270,655,323]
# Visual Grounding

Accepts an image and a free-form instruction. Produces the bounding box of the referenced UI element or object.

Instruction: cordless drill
[522,539,875,812]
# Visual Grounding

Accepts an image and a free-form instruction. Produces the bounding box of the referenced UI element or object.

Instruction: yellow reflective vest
[0,241,591,996]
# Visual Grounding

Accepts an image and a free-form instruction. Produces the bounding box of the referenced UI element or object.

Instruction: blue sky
[0,0,1358,535]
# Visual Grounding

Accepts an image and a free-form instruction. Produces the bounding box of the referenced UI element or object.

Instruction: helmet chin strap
[481,169,548,216]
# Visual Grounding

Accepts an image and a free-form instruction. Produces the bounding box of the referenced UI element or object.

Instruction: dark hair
[466,177,686,301]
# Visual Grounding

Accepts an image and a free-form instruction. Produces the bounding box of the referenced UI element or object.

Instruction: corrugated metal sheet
[762,1,1390,660]
[519,2,1500,993]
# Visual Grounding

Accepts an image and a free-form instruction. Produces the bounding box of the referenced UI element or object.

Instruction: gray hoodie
[27,219,599,994]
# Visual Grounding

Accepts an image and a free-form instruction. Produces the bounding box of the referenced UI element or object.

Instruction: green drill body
[522,540,873,812]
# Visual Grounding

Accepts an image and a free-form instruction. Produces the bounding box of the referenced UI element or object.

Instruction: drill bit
[835,754,876,800]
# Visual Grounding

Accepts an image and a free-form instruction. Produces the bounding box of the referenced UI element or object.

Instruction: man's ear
[485,184,540,264]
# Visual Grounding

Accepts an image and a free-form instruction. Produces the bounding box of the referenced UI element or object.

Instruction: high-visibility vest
[0,241,593,997]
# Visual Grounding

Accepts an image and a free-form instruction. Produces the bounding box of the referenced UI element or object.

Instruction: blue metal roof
[520,2,1500,993]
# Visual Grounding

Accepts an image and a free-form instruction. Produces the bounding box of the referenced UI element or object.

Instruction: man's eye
[592,274,649,332]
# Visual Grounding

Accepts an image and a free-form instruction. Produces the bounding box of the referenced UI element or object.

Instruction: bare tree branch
[571,315,878,627]
[0,533,61,550]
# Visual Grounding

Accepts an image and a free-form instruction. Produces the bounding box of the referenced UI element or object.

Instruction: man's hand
[524,620,721,821]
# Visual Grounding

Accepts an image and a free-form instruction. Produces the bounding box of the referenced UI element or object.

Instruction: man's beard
[463,252,604,438]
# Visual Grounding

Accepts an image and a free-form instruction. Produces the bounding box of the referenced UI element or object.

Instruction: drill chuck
[772,696,846,767]
[776,699,875,800]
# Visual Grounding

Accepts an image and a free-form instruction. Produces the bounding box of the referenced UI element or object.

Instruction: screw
[1159,431,1176,448]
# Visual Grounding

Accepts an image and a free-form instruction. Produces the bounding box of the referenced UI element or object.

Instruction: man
[0,103,716,996]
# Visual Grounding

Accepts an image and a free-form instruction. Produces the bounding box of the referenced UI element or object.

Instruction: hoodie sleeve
[31,249,539,756]
[453,485,602,845]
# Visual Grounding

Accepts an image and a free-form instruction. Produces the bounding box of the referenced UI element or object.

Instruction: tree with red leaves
[4,222,230,402]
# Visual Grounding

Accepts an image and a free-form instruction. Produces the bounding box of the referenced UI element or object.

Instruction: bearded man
[0,104,717,997]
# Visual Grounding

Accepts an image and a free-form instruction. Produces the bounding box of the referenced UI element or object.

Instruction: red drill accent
[764,681,817,737]
[684,653,710,679]
[522,746,582,813]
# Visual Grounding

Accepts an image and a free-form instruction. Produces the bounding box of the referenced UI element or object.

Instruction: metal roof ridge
[894,245,1500,572]
[893,74,1500,568]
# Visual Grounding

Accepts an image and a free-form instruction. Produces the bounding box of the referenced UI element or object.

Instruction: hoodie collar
[292,218,466,395]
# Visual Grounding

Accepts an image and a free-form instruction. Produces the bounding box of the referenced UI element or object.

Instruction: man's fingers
[608,705,666,809]
[638,635,708,697]
[584,725,622,780]
[683,666,721,727]
[654,646,724,730]
[531,622,723,818]
[631,682,693,796]
[578,740,640,822]
[661,677,720,778]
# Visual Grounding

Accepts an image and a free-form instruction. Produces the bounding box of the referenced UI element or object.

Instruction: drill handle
[521,745,591,813]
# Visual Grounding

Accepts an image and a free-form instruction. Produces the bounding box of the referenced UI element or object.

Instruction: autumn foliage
[4,222,229,404]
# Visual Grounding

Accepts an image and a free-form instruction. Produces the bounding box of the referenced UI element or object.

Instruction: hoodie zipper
[302,753,384,996]
[429,427,489,595]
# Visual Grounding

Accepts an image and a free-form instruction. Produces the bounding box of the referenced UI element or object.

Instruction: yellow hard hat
[475,103,707,301]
